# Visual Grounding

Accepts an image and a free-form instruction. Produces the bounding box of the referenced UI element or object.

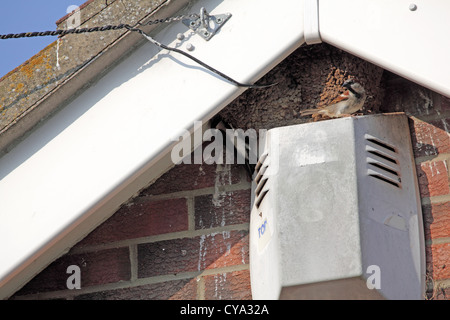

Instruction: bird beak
[342,80,352,88]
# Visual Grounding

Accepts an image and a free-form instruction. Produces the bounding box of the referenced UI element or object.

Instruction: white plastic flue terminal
[250,114,425,300]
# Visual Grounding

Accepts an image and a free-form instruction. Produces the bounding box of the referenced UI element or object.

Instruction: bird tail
[300,108,319,116]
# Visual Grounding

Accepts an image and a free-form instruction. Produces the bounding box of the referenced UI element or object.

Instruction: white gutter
[319,0,450,98]
[0,0,305,298]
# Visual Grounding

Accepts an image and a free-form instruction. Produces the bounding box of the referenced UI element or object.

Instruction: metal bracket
[182,7,231,41]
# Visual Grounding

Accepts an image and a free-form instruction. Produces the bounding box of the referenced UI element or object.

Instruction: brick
[422,201,450,240]
[426,243,450,281]
[416,161,450,198]
[430,118,450,134]
[75,278,197,300]
[409,118,450,157]
[382,80,437,117]
[14,248,130,296]
[137,230,249,278]
[204,270,252,300]
[143,163,243,196]
[79,198,188,246]
[432,286,450,300]
[142,143,243,196]
[442,97,450,112]
[195,189,251,229]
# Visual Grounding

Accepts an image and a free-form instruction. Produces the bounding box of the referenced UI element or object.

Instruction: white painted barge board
[319,0,450,98]
[0,0,305,298]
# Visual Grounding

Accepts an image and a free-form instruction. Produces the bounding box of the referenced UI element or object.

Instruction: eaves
[0,0,187,156]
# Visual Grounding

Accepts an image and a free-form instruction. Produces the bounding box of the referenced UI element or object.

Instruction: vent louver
[365,134,401,188]
[254,153,269,209]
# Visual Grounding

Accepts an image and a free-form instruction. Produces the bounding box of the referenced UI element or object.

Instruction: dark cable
[0,18,276,89]
[128,27,275,89]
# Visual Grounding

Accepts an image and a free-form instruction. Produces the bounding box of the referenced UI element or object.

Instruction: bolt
[216,18,223,24]
[186,43,194,51]
[203,31,210,37]
[409,4,417,11]
[176,33,185,40]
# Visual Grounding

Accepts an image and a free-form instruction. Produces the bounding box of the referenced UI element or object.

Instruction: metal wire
[0,14,199,39]
[0,12,275,89]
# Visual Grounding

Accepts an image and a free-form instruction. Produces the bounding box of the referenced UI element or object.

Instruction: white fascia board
[319,0,450,98]
[0,0,305,298]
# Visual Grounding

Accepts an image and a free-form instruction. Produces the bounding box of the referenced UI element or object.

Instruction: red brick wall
[413,112,450,300]
[11,53,450,301]
[383,74,450,300]
[12,147,252,300]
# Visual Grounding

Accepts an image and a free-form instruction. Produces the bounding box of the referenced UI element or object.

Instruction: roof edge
[55,0,96,26]
[0,0,189,158]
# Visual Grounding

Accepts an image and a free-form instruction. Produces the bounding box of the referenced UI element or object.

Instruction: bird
[300,79,367,118]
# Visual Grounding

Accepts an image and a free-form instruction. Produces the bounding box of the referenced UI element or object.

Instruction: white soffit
[319,0,450,98]
[0,0,305,298]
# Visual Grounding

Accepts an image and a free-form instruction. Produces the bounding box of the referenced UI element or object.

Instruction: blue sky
[0,0,86,78]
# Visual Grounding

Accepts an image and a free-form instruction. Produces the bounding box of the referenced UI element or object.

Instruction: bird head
[342,79,355,89]
[342,79,365,97]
